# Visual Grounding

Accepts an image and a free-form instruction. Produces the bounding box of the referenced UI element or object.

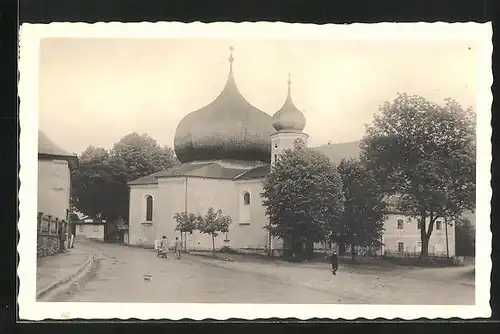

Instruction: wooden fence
[37,212,68,258]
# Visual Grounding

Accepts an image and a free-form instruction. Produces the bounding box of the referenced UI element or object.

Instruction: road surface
[51,240,475,304]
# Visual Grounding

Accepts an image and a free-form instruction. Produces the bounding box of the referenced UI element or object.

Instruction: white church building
[127,49,457,257]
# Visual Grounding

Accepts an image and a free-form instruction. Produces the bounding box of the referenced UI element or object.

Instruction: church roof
[173,47,275,164]
[128,160,269,186]
[234,165,270,180]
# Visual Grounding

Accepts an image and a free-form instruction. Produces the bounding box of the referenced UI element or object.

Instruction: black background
[1,0,498,332]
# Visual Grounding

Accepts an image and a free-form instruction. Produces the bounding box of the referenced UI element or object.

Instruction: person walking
[328,249,339,275]
[160,235,168,258]
[174,237,182,259]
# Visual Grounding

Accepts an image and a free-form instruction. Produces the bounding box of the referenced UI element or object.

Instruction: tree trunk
[420,213,428,259]
[420,211,437,260]
[212,235,215,256]
[351,244,356,262]
[339,237,346,256]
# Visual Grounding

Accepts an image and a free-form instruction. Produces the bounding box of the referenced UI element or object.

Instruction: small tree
[262,145,344,261]
[361,93,476,259]
[173,212,198,251]
[197,207,232,255]
[337,159,386,260]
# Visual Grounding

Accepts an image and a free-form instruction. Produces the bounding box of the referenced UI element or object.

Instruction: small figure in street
[329,250,339,275]
[174,237,182,259]
[69,232,75,248]
[158,235,168,258]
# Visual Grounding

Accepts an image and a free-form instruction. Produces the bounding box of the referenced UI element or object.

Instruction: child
[174,237,182,259]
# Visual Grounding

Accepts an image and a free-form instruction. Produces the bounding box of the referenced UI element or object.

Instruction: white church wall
[155,177,186,246]
[183,177,238,251]
[128,185,158,247]
[232,179,271,250]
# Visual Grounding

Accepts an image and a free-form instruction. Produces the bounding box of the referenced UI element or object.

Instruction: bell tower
[270,73,308,165]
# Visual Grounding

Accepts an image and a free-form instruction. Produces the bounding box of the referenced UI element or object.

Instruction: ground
[49,239,475,304]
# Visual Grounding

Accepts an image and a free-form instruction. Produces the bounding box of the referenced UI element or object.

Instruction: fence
[37,212,68,259]
[383,249,454,265]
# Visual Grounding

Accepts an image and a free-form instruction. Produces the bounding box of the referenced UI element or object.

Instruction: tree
[361,93,476,259]
[173,212,199,251]
[337,159,386,259]
[111,132,178,183]
[72,133,177,221]
[71,145,118,219]
[455,216,475,256]
[261,145,344,261]
[196,207,232,255]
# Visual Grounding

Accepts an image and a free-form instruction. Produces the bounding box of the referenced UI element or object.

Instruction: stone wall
[37,235,61,258]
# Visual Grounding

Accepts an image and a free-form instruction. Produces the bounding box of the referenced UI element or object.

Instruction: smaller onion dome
[272,73,306,132]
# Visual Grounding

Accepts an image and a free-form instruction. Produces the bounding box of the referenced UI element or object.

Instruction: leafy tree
[173,212,199,251]
[261,145,344,261]
[111,132,178,182]
[72,133,177,221]
[361,93,476,259]
[337,159,386,259]
[455,216,475,256]
[196,207,232,255]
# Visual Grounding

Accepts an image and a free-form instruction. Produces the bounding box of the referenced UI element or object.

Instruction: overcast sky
[39,38,478,154]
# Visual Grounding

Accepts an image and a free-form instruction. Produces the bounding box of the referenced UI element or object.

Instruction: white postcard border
[18,21,492,320]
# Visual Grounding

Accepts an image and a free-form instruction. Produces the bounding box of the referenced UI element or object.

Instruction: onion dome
[174,47,274,163]
[272,73,306,132]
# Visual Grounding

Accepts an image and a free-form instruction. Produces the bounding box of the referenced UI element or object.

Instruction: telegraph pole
[445,218,450,259]
[184,176,188,251]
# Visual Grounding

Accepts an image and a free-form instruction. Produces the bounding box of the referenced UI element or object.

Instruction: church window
[146,195,153,221]
[274,154,278,162]
[243,192,250,205]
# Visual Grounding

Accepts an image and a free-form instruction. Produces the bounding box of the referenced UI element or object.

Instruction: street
[51,239,475,304]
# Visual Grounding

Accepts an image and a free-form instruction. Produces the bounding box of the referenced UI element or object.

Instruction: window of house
[397,219,404,229]
[146,195,153,221]
[243,192,250,205]
[398,242,404,252]
[274,143,278,148]
[417,218,422,229]
[436,221,442,230]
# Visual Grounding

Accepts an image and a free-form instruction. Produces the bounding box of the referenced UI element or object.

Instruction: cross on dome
[287,73,292,96]
[229,46,234,65]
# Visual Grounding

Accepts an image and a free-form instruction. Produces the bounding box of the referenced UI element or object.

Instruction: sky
[38,38,478,155]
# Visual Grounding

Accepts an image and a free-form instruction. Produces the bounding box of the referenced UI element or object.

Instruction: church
[127,48,458,257]
[127,48,308,253]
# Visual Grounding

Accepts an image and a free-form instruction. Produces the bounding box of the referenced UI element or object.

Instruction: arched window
[145,195,153,221]
[243,192,250,205]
